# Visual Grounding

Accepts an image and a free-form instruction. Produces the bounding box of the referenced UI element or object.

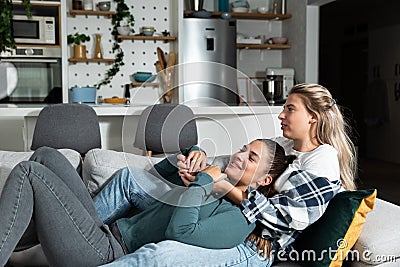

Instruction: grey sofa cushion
[0,149,81,195]
[82,149,162,196]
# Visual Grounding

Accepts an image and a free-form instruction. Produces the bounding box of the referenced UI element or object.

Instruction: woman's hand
[177,151,207,186]
[185,150,207,173]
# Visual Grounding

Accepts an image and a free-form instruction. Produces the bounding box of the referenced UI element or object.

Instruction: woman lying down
[0,139,339,267]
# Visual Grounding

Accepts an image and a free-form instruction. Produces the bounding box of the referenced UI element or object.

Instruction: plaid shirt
[241,170,342,252]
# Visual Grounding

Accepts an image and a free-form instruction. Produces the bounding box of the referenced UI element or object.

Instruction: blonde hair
[289,83,357,190]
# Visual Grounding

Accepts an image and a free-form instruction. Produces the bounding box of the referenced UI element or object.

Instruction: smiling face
[278,93,316,142]
[224,140,272,189]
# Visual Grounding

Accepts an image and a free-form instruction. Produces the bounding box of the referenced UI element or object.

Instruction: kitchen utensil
[157,47,167,70]
[167,51,176,69]
[97,1,111,11]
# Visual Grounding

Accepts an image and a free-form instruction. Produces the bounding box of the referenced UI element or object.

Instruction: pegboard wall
[67,0,173,101]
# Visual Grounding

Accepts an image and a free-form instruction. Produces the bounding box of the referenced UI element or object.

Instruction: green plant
[0,0,32,53]
[96,0,135,89]
[67,33,91,45]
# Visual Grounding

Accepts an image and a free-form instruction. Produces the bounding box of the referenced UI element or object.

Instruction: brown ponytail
[245,140,296,258]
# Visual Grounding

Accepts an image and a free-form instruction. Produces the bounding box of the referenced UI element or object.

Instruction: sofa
[1,148,400,266]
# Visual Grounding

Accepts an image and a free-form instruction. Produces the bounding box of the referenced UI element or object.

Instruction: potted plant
[96,0,134,88]
[0,0,31,53]
[67,33,90,59]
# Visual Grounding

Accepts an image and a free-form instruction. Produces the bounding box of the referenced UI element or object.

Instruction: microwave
[12,15,56,45]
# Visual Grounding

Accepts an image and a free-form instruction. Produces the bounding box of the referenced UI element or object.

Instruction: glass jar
[72,0,83,10]
[83,0,93,10]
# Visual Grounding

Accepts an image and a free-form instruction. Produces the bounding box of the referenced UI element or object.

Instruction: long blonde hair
[289,83,357,190]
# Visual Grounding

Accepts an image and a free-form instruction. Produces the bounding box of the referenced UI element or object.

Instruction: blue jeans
[93,166,274,267]
[93,167,172,224]
[0,147,124,267]
[100,240,273,267]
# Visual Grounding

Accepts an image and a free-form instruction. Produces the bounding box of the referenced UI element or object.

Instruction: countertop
[0,104,283,117]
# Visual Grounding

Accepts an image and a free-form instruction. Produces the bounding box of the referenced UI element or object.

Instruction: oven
[0,47,62,104]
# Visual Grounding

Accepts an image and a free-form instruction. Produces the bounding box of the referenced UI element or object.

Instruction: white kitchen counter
[0,104,283,154]
[0,104,283,116]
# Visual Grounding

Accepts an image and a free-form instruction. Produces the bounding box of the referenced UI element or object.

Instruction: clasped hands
[177,151,227,188]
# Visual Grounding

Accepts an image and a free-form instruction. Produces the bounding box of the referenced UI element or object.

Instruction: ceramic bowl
[132,72,156,82]
[97,1,111,11]
[141,26,156,36]
[271,37,288,44]
[232,7,249,13]
[142,30,155,36]
[117,26,131,35]
[257,6,269,14]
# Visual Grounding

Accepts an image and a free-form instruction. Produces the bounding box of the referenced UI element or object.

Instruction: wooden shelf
[69,9,116,18]
[131,82,159,87]
[68,58,114,64]
[118,35,177,42]
[236,43,291,50]
[183,10,291,20]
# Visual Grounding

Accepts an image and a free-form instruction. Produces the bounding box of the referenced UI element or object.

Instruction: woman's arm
[212,179,247,205]
[241,170,342,232]
[165,172,255,249]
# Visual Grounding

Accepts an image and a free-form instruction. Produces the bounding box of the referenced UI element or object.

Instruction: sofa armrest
[353,198,400,265]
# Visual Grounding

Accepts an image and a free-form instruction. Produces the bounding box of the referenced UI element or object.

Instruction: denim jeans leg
[0,161,123,267]
[29,147,102,226]
[99,240,274,267]
[93,167,171,224]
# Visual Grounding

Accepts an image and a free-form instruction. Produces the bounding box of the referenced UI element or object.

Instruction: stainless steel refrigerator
[181,18,238,106]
